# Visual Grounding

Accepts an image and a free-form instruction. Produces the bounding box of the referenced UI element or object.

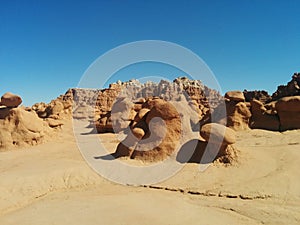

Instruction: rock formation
[210,91,251,131]
[272,72,300,101]
[249,99,280,131]
[243,90,272,104]
[0,91,68,150]
[0,92,22,108]
[200,123,237,164]
[244,73,300,131]
[5,73,300,163]
[64,77,222,134]
[275,96,300,131]
[0,107,54,149]
[114,98,182,161]
[111,94,201,162]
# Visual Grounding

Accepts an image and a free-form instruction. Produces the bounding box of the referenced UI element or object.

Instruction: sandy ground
[0,121,300,225]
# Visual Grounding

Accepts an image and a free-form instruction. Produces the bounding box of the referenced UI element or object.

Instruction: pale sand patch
[0,122,299,224]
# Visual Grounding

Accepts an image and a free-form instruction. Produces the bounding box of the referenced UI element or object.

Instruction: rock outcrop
[65,77,222,135]
[244,73,300,131]
[200,123,237,164]
[0,91,68,150]
[243,90,272,104]
[275,96,300,131]
[0,92,22,108]
[272,72,300,101]
[225,91,245,102]
[0,107,53,149]
[249,99,280,131]
[6,73,300,160]
[114,98,182,162]
[211,91,251,131]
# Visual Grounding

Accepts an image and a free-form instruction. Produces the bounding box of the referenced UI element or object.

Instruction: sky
[0,0,299,106]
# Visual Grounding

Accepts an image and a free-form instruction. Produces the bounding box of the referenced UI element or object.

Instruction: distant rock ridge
[271,72,300,100]
[243,90,272,104]
[243,72,300,103]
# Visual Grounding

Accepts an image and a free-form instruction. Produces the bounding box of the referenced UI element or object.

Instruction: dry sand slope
[0,121,300,225]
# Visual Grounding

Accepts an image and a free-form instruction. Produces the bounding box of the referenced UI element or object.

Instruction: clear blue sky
[1,0,299,106]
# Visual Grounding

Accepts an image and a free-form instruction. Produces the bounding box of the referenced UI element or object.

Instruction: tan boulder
[132,99,181,161]
[0,108,53,149]
[114,98,182,162]
[199,123,237,162]
[132,127,145,139]
[275,96,300,131]
[0,92,22,107]
[225,91,245,102]
[200,123,236,145]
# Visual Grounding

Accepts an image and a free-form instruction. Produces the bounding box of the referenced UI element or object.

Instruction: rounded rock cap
[200,123,236,145]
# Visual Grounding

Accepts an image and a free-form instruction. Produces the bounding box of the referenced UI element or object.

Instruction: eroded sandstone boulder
[0,92,22,108]
[250,99,280,131]
[211,91,251,131]
[0,108,53,149]
[225,91,245,102]
[199,123,237,163]
[275,96,300,131]
[114,98,182,162]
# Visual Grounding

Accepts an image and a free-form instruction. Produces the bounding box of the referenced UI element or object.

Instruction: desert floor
[0,121,300,225]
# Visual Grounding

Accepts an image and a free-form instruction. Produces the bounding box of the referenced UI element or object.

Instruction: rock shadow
[176,139,215,164]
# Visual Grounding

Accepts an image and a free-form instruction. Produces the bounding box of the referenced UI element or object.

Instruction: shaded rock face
[250,99,280,131]
[275,96,300,131]
[0,92,22,108]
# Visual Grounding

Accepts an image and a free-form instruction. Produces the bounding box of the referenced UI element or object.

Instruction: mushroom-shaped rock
[200,123,237,162]
[226,101,252,130]
[200,123,236,145]
[225,91,245,102]
[0,92,22,108]
[114,98,182,162]
[131,99,181,161]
